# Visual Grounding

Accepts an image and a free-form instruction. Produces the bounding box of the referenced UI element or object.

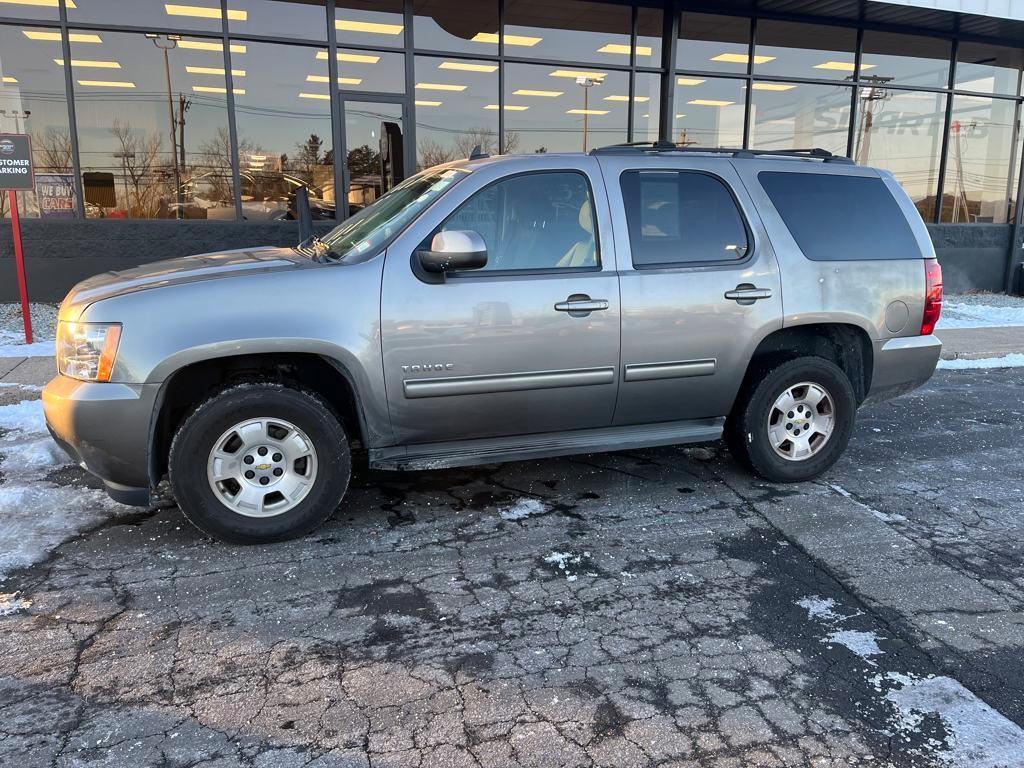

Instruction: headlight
[57,322,122,382]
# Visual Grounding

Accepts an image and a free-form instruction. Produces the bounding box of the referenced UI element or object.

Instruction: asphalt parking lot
[2,368,1024,767]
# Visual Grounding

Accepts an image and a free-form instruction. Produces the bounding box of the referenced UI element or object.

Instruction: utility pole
[147,33,182,218]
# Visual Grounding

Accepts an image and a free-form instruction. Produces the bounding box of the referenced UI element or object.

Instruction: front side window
[441,172,598,272]
[621,170,749,267]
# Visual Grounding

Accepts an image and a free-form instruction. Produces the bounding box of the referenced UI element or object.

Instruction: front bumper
[865,334,942,404]
[42,375,160,506]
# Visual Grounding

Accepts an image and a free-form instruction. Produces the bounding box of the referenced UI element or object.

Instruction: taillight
[921,259,942,335]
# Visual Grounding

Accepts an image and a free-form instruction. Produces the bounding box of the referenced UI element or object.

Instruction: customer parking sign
[0,134,34,191]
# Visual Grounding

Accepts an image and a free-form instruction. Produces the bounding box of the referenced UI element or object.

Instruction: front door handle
[555,294,609,315]
[724,284,773,305]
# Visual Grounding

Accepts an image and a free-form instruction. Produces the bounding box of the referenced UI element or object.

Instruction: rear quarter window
[758,171,923,261]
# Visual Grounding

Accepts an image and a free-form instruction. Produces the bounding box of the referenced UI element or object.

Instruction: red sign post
[1,133,35,344]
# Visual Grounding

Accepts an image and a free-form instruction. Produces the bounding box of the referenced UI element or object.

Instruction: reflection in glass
[632,72,659,143]
[637,7,663,66]
[754,21,857,81]
[343,100,402,213]
[502,0,632,65]
[414,56,497,170]
[413,0,499,55]
[956,41,1023,96]
[335,0,404,47]
[230,41,334,221]
[0,0,58,21]
[672,77,744,147]
[0,26,74,219]
[70,30,234,219]
[330,48,405,93]
[504,63,628,153]
[748,81,851,156]
[66,0,224,32]
[676,14,750,74]
[859,31,950,90]
[941,95,1018,223]
[854,87,945,221]
[229,0,327,41]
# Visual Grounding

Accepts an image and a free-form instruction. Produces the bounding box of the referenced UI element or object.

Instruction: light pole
[147,33,182,218]
[575,76,599,152]
[0,108,31,134]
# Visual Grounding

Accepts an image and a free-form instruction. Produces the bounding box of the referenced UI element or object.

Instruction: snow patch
[543,550,591,581]
[881,673,1024,768]
[829,483,906,523]
[0,329,55,358]
[0,398,131,581]
[938,302,1024,329]
[501,498,546,521]
[0,591,31,616]
[824,629,884,665]
[796,596,843,623]
[938,353,1024,370]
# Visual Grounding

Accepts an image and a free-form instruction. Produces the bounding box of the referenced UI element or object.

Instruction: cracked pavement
[2,369,1024,767]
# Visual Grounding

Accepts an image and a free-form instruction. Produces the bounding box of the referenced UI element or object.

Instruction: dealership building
[3,0,1024,298]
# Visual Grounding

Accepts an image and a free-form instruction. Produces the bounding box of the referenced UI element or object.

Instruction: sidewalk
[0,326,1020,399]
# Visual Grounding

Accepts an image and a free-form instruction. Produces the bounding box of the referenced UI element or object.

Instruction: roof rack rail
[588,143,854,163]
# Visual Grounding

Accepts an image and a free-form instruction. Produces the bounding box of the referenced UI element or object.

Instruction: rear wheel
[169,382,350,543]
[726,356,856,483]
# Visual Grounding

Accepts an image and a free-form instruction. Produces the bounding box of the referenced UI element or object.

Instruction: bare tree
[109,119,165,217]
[416,138,456,169]
[34,127,73,171]
[452,127,520,158]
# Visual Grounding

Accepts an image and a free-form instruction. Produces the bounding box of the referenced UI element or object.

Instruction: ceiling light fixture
[335,19,403,35]
[305,74,363,85]
[298,92,330,99]
[54,59,121,69]
[192,85,245,94]
[439,61,498,72]
[77,79,136,88]
[415,100,442,106]
[676,77,706,86]
[549,69,606,80]
[186,65,245,76]
[316,51,380,63]
[597,43,652,56]
[603,94,649,102]
[178,39,247,53]
[814,60,874,71]
[567,108,608,115]
[750,82,796,91]
[710,53,775,64]
[484,104,528,110]
[1,0,75,6]
[513,89,562,97]
[165,4,247,21]
[416,82,467,91]
[2,76,18,83]
[471,32,541,47]
[25,30,101,42]
[688,99,734,106]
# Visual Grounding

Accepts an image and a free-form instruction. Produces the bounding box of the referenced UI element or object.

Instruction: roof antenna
[468,144,489,160]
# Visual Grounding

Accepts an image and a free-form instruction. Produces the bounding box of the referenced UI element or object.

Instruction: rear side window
[621,170,750,268]
[758,171,922,261]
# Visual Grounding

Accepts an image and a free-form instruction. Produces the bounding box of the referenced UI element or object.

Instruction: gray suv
[43,144,943,543]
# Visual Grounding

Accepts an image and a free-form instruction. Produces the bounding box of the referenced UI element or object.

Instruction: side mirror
[417,230,487,273]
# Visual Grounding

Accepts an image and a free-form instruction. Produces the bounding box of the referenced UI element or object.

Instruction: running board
[370,418,725,471]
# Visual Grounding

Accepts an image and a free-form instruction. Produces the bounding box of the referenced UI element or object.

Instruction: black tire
[169,382,351,544]
[725,356,857,483]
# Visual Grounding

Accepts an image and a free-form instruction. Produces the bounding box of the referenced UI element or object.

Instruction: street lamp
[575,76,599,152]
[0,108,31,134]
[147,33,183,217]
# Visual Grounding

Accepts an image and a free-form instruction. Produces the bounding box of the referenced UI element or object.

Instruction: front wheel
[169,383,351,544]
[726,356,857,483]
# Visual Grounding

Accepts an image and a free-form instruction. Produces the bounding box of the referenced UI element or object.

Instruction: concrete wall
[0,219,1017,302]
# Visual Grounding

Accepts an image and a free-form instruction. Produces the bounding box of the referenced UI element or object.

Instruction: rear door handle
[724,284,773,305]
[555,294,609,314]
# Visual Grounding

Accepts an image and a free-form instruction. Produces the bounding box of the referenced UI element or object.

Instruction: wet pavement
[2,368,1024,767]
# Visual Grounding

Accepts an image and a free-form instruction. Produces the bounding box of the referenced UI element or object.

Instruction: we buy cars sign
[0,134,34,191]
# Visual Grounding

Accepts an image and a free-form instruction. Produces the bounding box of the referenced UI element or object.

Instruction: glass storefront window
[413,0,499,55]
[70,30,235,219]
[672,76,745,148]
[860,31,950,90]
[632,72,659,143]
[335,0,404,48]
[228,1,327,42]
[748,81,851,156]
[676,13,750,75]
[637,7,663,66]
[754,21,858,82]
[0,24,75,219]
[414,55,497,169]
[502,0,632,65]
[956,41,1023,96]
[504,63,628,153]
[67,0,227,33]
[329,47,404,93]
[940,95,1019,223]
[230,41,334,221]
[0,0,58,21]
[854,87,946,221]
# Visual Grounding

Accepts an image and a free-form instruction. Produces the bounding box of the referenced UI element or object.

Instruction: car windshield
[318,167,469,262]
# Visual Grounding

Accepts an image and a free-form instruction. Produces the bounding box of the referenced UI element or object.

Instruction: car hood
[62,246,304,315]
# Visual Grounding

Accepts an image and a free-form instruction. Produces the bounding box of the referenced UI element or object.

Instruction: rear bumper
[42,375,159,506]
[865,334,942,404]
